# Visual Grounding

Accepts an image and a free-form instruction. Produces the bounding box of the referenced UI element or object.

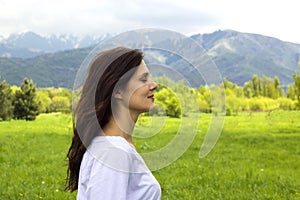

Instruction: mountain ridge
[191,30,300,85]
[0,30,299,88]
[0,31,110,58]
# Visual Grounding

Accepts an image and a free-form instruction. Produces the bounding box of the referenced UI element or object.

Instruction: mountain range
[0,30,299,88]
[0,31,110,58]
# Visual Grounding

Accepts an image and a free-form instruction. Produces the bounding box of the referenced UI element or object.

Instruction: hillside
[0,47,92,87]
[191,30,300,85]
[0,30,299,88]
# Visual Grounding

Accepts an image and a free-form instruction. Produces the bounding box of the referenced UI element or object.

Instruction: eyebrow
[139,72,150,77]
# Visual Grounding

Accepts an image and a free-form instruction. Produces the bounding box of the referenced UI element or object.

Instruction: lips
[147,94,154,99]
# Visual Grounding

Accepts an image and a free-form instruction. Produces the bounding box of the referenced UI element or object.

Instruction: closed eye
[140,78,148,83]
[140,72,150,83]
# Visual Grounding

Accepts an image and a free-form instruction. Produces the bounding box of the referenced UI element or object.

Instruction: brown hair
[65,47,144,192]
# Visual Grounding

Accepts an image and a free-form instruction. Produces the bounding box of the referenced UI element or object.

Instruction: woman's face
[121,60,157,114]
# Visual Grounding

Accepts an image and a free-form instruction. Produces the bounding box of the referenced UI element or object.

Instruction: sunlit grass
[0,113,75,200]
[0,111,299,199]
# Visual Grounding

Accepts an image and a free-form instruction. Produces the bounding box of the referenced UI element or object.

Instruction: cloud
[0,0,221,37]
[108,1,220,29]
[0,0,299,44]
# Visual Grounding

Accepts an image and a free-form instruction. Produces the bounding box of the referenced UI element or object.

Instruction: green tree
[174,80,198,113]
[155,88,181,118]
[47,87,72,100]
[50,96,71,113]
[209,84,226,114]
[274,76,284,97]
[261,76,275,98]
[252,74,261,97]
[194,87,210,113]
[35,90,52,113]
[264,83,277,99]
[287,84,296,100]
[293,61,300,108]
[0,80,14,120]
[199,85,211,108]
[277,97,295,110]
[243,82,253,98]
[13,78,39,120]
[223,78,230,89]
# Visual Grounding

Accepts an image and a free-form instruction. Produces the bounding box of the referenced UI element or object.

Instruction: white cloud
[203,0,300,43]
[0,0,299,43]
[0,0,221,36]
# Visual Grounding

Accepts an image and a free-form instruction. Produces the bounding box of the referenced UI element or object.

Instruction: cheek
[128,86,148,104]
[130,87,146,101]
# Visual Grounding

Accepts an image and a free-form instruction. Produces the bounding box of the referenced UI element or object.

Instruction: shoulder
[84,136,150,173]
[84,136,131,172]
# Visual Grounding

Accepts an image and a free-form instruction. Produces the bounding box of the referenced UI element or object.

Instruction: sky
[0,0,299,43]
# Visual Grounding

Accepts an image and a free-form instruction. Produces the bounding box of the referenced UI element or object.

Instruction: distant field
[0,111,299,199]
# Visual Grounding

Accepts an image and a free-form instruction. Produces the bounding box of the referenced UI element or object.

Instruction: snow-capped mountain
[0,31,111,58]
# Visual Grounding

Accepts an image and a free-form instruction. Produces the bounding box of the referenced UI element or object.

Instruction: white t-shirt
[77,136,161,200]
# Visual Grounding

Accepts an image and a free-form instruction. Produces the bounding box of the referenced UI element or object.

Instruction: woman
[66,47,161,200]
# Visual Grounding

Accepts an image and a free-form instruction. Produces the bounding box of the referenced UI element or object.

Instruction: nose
[149,80,157,91]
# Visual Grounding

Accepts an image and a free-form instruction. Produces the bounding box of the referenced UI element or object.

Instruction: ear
[113,90,123,100]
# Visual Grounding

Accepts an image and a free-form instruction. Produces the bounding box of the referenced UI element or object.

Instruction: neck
[102,110,139,146]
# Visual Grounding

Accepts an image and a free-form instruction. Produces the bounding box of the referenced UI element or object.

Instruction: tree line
[0,64,299,120]
[0,78,71,121]
[153,62,300,117]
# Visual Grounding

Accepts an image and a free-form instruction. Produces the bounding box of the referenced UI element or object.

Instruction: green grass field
[0,111,299,199]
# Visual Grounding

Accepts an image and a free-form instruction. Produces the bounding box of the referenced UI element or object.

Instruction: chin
[149,103,156,111]
[138,104,156,114]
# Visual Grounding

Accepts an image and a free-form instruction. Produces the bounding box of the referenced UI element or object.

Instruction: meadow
[0,111,299,199]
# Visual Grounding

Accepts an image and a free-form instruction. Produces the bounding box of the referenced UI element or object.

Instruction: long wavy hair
[65,47,144,192]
